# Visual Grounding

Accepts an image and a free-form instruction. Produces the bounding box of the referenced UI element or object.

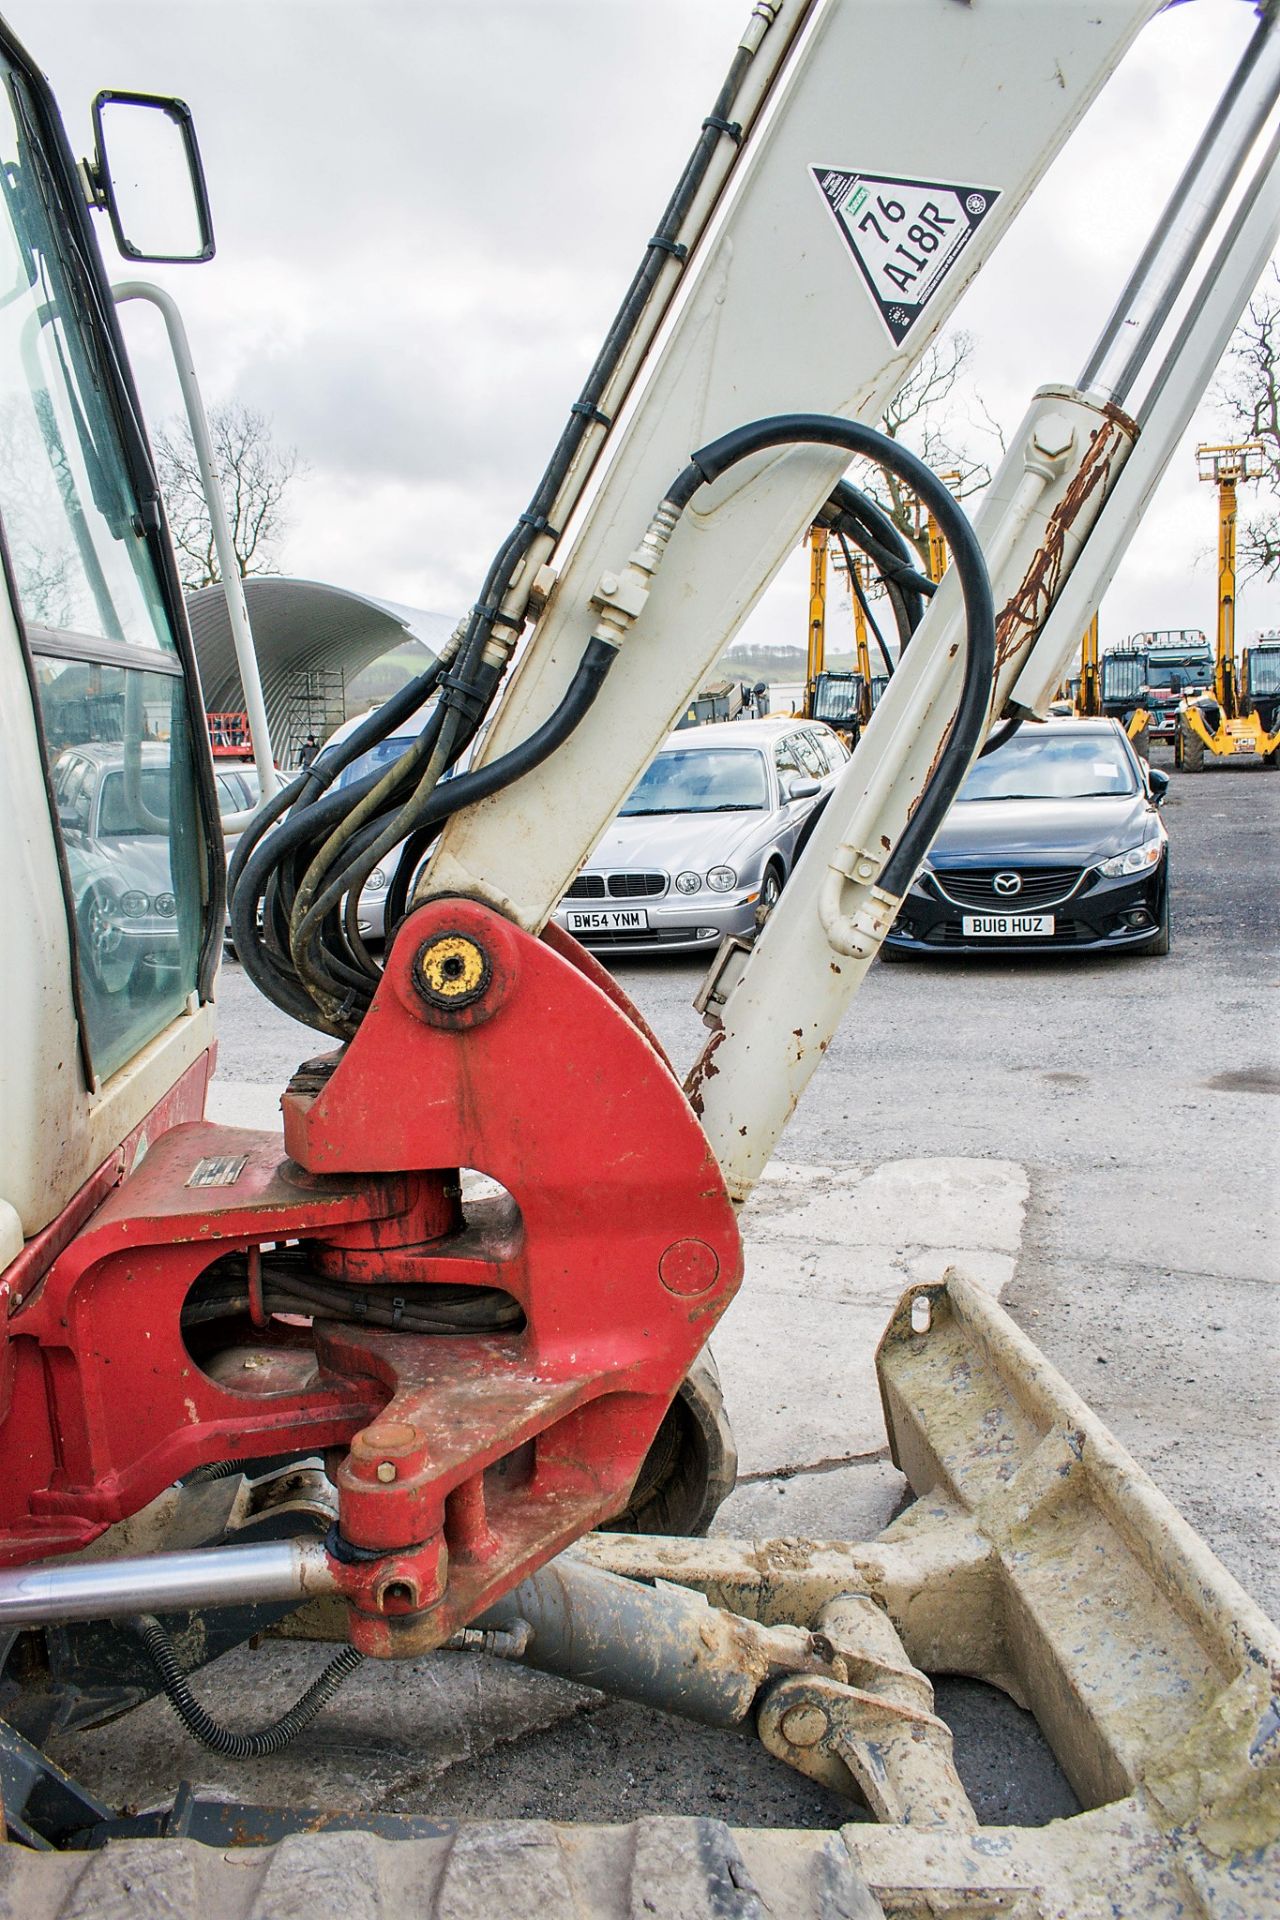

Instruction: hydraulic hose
[405,637,619,846]
[663,414,995,898]
[824,478,934,647]
[136,1614,362,1760]
[228,654,447,904]
[228,24,778,1034]
[838,529,895,680]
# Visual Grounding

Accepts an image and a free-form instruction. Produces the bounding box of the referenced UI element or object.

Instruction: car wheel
[1136,889,1171,957]
[754,863,784,931]
[78,882,133,995]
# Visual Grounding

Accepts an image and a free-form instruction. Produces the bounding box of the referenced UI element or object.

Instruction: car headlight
[1097,839,1162,878]
[153,892,176,918]
[363,865,389,892]
[674,870,701,894]
[119,890,150,917]
[706,866,737,893]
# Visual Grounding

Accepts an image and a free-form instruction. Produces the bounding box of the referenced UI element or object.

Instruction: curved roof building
[185,576,453,758]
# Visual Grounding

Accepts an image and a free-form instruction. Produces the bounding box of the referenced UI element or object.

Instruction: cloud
[15,0,1278,658]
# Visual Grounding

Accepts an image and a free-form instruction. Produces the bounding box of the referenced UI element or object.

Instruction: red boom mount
[2,901,742,1654]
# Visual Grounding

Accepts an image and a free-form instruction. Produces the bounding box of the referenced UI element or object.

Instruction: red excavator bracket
[282,897,742,1653]
[1,900,742,1655]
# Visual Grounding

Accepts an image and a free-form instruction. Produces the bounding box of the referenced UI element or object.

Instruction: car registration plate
[565,907,650,933]
[962,913,1054,937]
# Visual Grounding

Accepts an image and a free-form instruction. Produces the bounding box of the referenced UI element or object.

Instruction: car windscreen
[1248,649,1280,695]
[957,733,1138,802]
[621,748,769,814]
[1144,657,1211,688]
[335,737,418,788]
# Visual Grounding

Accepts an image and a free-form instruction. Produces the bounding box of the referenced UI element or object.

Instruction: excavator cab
[0,25,223,1249]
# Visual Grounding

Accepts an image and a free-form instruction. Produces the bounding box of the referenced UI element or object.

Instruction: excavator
[1,3,1278,1912]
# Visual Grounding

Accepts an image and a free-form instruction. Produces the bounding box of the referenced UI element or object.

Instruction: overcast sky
[15,0,1280,664]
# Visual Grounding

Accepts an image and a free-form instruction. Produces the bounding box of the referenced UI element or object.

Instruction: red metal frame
[2,901,742,1654]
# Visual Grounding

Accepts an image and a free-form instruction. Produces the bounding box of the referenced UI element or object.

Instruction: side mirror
[785,776,821,802]
[1148,767,1170,806]
[89,91,215,263]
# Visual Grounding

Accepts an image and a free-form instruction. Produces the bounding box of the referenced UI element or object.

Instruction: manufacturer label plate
[812,167,999,345]
[187,1154,249,1189]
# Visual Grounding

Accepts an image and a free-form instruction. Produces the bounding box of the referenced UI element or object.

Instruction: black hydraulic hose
[227,659,452,1015]
[826,478,935,640]
[290,703,464,969]
[135,1614,362,1760]
[664,415,995,899]
[231,34,773,1032]
[229,723,452,1021]
[353,637,618,959]
[227,655,446,903]
[445,33,761,722]
[837,530,893,680]
[392,635,619,842]
[337,635,618,966]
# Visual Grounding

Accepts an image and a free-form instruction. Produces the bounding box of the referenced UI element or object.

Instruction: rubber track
[0,1817,882,1918]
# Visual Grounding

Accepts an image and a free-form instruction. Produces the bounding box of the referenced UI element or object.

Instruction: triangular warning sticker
[811,168,999,346]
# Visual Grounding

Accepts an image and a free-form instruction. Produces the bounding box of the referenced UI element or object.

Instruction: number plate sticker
[565,908,650,933]
[811,168,999,345]
[962,914,1054,938]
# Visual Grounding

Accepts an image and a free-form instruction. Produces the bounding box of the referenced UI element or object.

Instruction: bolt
[599,571,620,596]
[780,1702,829,1748]
[376,1461,397,1484]
[1030,411,1075,461]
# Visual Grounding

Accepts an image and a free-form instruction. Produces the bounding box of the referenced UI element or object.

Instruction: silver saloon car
[552,717,847,956]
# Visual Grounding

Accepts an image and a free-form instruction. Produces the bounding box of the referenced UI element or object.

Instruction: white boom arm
[423,0,1279,1201]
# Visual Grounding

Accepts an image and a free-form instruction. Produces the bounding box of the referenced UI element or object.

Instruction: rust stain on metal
[685,1028,726,1117]
[994,415,1129,673]
[904,730,950,827]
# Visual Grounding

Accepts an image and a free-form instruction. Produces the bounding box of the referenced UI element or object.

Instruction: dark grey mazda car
[884,718,1170,959]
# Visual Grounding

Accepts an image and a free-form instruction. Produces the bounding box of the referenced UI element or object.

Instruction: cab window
[0,55,211,1083]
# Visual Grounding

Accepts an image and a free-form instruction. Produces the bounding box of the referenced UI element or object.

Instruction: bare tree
[153,402,301,590]
[1215,263,1280,583]
[863,330,1004,566]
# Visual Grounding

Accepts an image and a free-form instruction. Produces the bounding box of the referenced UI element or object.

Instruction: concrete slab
[205,1081,283,1130]
[715,1158,1028,1476]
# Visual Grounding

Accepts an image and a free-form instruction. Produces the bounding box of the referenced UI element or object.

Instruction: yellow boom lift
[1177,440,1280,768]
